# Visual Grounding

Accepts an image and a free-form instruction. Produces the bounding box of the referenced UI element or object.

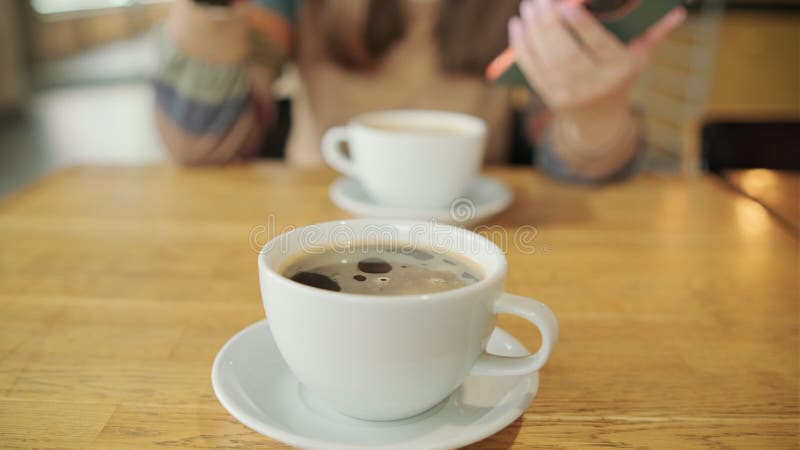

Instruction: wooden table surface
[0,163,797,449]
[723,169,800,234]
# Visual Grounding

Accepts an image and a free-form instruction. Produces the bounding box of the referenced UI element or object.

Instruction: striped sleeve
[153,0,299,164]
[155,37,253,136]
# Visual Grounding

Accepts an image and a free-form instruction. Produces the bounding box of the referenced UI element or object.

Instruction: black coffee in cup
[280,244,482,295]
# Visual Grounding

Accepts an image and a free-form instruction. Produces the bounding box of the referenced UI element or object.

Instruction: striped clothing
[154,0,296,164]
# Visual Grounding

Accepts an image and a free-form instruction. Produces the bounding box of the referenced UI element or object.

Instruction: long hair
[309,0,521,76]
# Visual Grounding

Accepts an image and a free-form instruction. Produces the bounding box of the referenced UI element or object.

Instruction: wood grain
[0,163,797,449]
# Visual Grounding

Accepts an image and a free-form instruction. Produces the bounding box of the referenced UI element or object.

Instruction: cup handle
[322,126,357,178]
[470,293,559,376]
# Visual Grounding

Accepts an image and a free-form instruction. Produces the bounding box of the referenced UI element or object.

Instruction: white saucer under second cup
[212,320,538,450]
[329,175,513,227]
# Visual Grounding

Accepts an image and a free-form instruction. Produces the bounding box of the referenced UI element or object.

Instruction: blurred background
[0,0,797,198]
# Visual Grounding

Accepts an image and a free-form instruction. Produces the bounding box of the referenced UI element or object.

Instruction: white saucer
[212,320,538,450]
[329,176,513,226]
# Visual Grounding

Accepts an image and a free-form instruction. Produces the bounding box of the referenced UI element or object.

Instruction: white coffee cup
[258,219,558,421]
[321,110,487,209]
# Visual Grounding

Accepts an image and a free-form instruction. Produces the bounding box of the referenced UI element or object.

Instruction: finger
[526,0,594,72]
[519,0,537,31]
[508,16,548,92]
[629,7,688,65]
[555,1,626,62]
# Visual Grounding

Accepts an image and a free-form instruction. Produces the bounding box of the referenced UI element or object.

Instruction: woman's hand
[508,0,686,179]
[508,0,687,115]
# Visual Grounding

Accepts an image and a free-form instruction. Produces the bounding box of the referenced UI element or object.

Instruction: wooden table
[723,169,800,234]
[0,163,797,449]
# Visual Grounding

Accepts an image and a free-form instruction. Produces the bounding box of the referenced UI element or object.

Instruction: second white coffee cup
[322,110,487,209]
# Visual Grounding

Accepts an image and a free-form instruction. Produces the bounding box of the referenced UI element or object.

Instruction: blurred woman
[155,0,685,182]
